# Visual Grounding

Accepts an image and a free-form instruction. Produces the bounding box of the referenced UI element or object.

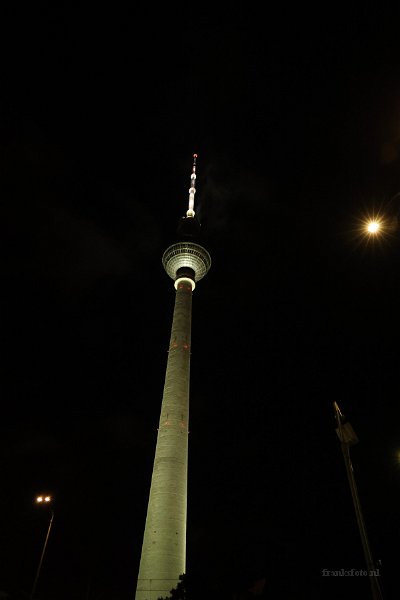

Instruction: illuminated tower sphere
[135,155,211,600]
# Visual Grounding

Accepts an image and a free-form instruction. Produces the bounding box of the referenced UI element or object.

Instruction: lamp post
[333,402,383,600]
[30,495,54,600]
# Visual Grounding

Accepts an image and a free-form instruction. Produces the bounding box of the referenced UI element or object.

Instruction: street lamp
[30,495,54,600]
[366,220,382,234]
[363,192,400,238]
[333,402,383,600]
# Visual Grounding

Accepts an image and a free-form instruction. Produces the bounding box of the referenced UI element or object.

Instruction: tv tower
[135,155,211,600]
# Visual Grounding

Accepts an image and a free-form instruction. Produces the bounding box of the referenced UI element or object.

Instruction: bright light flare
[36,495,52,503]
[366,220,381,234]
[352,202,399,251]
[357,209,387,242]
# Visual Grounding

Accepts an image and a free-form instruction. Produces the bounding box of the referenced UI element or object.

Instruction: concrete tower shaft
[135,280,193,600]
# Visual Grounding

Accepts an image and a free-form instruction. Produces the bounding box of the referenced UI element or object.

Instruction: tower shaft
[135,280,193,600]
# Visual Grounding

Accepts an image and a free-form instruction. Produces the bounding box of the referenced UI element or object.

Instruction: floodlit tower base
[135,280,192,600]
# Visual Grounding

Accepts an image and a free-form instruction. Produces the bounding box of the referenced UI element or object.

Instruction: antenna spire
[186,153,197,217]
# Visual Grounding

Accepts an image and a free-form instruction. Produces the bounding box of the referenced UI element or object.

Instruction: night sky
[1,6,400,600]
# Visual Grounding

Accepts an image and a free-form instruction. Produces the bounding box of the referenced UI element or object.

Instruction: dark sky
[1,6,400,600]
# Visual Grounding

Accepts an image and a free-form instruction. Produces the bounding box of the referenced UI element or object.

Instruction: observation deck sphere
[162,242,211,282]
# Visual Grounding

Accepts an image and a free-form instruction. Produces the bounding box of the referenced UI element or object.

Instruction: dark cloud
[200,158,274,239]
[6,430,62,457]
[1,114,162,307]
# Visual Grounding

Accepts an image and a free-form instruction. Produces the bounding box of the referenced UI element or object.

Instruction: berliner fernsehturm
[135,155,211,600]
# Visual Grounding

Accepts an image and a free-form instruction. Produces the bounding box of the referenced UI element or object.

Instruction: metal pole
[333,402,383,600]
[30,509,54,600]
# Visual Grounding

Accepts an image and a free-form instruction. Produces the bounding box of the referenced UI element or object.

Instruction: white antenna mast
[186,153,197,217]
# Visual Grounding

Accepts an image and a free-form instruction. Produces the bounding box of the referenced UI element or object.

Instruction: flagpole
[333,402,383,600]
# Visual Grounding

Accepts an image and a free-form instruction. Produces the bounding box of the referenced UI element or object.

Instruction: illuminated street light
[361,192,400,239]
[333,402,383,600]
[366,220,381,234]
[30,495,54,600]
[36,496,51,503]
